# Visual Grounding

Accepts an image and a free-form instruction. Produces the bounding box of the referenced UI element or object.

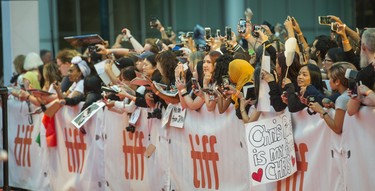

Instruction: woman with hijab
[217,59,255,119]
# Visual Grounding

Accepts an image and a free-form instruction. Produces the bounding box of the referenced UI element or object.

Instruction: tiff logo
[14,124,33,167]
[64,128,87,174]
[277,143,308,191]
[189,134,219,190]
[123,130,146,180]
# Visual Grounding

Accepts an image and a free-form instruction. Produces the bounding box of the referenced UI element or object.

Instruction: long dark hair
[304,64,324,92]
[155,50,178,85]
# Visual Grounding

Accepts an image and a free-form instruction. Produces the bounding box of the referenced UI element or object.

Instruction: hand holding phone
[238,18,246,33]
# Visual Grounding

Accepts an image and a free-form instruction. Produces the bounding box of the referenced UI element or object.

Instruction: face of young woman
[297,66,311,87]
[68,65,82,82]
[202,55,214,74]
[135,59,145,72]
[142,59,156,77]
[323,54,334,72]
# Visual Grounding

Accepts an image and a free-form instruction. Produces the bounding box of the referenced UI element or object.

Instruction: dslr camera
[88,45,100,53]
[126,124,136,133]
[147,108,162,119]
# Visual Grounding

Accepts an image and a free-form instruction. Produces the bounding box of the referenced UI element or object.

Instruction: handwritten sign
[244,111,297,185]
[170,104,186,128]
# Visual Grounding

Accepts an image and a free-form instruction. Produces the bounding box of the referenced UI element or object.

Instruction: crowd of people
[9,9,375,135]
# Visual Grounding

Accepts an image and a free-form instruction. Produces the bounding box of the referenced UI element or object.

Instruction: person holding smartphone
[309,62,357,134]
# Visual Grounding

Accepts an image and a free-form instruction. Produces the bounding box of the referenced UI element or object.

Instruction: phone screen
[226,27,232,40]
[216,29,221,37]
[239,19,246,33]
[331,22,338,31]
[318,16,331,25]
[205,27,211,40]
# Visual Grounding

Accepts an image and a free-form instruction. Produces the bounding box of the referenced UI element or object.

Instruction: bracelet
[234,90,240,97]
[365,90,373,96]
[342,39,350,44]
[322,112,328,117]
[182,92,189,97]
[180,89,187,94]
[297,33,303,36]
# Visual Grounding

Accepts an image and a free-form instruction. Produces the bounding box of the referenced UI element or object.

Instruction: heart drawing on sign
[291,156,296,166]
[252,168,263,182]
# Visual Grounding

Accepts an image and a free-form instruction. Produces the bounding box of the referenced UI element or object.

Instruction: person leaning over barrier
[347,28,375,115]
[309,62,357,134]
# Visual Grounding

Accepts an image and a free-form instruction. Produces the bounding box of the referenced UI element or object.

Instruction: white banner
[7,99,50,190]
[3,99,375,191]
[102,107,170,191]
[46,103,105,191]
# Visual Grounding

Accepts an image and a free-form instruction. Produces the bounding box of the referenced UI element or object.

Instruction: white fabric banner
[7,99,50,190]
[342,107,375,191]
[46,103,105,191]
[3,99,375,191]
[102,107,169,191]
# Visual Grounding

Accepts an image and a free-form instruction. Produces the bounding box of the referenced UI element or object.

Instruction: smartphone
[150,17,158,28]
[345,69,359,97]
[186,32,193,38]
[318,16,332,25]
[331,22,338,32]
[238,18,246,33]
[166,26,172,37]
[205,27,212,40]
[252,25,262,38]
[191,77,200,92]
[225,26,232,41]
[216,29,221,37]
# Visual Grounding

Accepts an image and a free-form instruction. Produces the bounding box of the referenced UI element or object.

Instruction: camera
[88,45,100,53]
[238,18,246,33]
[252,25,264,38]
[306,96,317,115]
[126,124,136,133]
[150,17,158,28]
[196,43,210,52]
[147,108,162,119]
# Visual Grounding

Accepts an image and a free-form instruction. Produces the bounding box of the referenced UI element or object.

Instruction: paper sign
[94,60,120,85]
[244,111,297,186]
[162,104,173,128]
[129,107,141,125]
[257,54,271,112]
[71,101,105,129]
[170,104,186,128]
